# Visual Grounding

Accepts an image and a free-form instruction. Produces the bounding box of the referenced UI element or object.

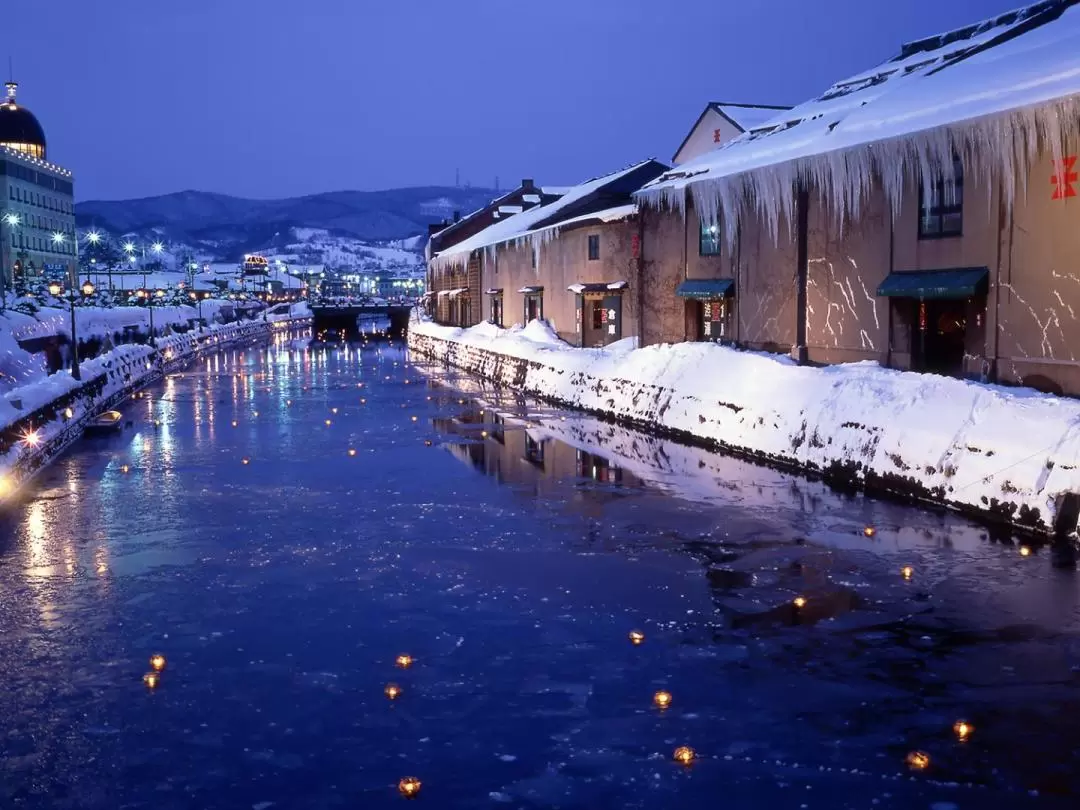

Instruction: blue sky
[11,0,1023,200]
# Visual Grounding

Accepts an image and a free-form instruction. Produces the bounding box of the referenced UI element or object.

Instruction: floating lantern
[653,690,672,709]
[953,720,974,742]
[142,672,160,689]
[628,630,645,645]
[863,526,876,538]
[150,654,167,672]
[385,683,402,700]
[906,750,930,770]
[395,654,414,669]
[398,777,421,798]
[793,596,807,609]
[901,565,914,580]
[348,448,357,457]
[673,746,695,765]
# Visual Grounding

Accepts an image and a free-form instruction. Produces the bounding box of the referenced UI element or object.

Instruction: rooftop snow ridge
[896,0,1070,60]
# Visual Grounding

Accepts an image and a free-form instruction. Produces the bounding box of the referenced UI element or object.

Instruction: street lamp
[1,212,19,311]
[188,290,204,331]
[137,287,165,346]
[47,278,95,381]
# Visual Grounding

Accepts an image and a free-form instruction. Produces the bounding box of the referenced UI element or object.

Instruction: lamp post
[1,212,19,311]
[189,290,204,332]
[48,278,95,381]
[137,287,166,346]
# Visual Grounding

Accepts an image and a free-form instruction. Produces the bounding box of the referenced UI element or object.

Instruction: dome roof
[0,83,47,159]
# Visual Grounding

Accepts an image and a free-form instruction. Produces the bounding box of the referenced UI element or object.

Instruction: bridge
[310,304,414,340]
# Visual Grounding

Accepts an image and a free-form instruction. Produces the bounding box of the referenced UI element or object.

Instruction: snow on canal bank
[408,317,1080,534]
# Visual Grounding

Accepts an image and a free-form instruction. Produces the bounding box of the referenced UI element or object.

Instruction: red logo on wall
[1052,156,1077,199]
[712,128,723,143]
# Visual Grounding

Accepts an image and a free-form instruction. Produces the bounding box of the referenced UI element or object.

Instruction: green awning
[675,278,734,299]
[876,267,989,299]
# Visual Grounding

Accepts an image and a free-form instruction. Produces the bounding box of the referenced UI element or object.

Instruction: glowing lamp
[653,690,672,710]
[628,630,645,646]
[673,746,695,765]
[47,281,62,296]
[81,280,96,296]
[901,565,914,580]
[23,430,40,447]
[906,750,930,771]
[385,683,402,700]
[286,399,292,406]
[231,420,238,427]
[150,654,166,672]
[398,777,421,798]
[863,526,876,538]
[120,464,130,473]
[953,720,974,742]
[142,672,160,689]
[395,654,414,669]
[348,448,357,457]
[360,398,367,405]
[331,407,338,414]
[325,419,332,426]
[412,416,419,423]
[63,407,73,419]
[1020,545,1032,557]
[242,457,250,465]
[793,596,807,609]
[424,440,433,447]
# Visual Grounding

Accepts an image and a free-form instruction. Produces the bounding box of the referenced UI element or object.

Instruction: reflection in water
[0,339,1077,808]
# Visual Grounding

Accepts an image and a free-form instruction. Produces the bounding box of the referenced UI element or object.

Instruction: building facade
[636,0,1080,396]
[0,82,77,294]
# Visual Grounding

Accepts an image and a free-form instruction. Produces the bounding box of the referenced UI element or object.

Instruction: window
[587,234,600,261]
[700,221,721,255]
[919,158,963,238]
[530,246,536,269]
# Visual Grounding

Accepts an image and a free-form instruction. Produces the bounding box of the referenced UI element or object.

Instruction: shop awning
[876,267,989,299]
[567,280,628,294]
[675,278,734,299]
[518,285,544,294]
[484,288,503,296]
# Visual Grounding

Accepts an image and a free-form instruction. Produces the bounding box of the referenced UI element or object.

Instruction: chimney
[521,178,535,190]
[452,210,461,223]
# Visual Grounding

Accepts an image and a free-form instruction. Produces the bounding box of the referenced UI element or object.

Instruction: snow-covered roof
[712,103,792,132]
[433,163,662,269]
[639,0,1080,238]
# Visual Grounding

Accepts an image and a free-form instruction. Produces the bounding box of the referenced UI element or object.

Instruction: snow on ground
[410,318,1080,533]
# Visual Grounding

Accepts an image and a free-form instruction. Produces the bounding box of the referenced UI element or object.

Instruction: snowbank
[409,319,1080,534]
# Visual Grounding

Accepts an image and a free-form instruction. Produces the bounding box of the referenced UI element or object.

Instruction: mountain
[75,186,499,253]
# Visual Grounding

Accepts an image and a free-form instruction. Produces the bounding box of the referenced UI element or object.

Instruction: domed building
[0,81,76,291]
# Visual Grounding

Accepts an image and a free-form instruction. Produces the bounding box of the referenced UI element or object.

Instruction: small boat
[84,410,124,436]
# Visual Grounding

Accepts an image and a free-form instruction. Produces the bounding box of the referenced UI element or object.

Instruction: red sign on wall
[631,234,640,258]
[1052,156,1078,199]
[713,128,724,143]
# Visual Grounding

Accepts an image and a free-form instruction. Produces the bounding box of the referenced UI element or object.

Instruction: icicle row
[637,95,1080,245]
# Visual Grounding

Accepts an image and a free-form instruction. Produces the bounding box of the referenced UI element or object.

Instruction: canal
[1,332,1079,809]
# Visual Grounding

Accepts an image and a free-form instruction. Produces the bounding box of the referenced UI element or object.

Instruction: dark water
[1,333,1079,809]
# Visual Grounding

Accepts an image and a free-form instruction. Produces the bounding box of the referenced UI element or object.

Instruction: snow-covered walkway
[408,318,1080,534]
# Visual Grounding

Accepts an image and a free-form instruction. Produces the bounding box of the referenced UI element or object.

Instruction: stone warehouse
[426,0,1080,396]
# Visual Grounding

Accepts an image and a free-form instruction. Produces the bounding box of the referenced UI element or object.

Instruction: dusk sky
[14,0,1023,201]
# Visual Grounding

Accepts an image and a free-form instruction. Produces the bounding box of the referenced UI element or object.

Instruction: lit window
[700,222,721,256]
